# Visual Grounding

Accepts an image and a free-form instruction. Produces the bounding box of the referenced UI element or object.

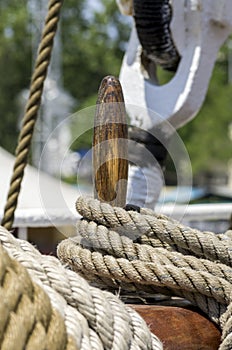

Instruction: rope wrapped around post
[58,196,232,350]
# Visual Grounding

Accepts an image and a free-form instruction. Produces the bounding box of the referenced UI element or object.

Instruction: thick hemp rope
[1,0,63,231]
[0,243,77,350]
[0,0,230,348]
[57,196,232,350]
[0,225,162,350]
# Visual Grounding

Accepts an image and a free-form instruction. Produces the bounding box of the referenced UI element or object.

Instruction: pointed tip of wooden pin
[97,76,125,104]
[93,76,128,207]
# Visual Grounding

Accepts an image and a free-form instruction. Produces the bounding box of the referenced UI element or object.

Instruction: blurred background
[1,0,232,198]
[1,0,232,253]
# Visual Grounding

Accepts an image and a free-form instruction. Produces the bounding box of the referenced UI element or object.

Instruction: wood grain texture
[132,305,221,350]
[93,76,128,207]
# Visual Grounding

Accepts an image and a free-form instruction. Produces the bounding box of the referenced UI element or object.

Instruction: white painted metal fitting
[119,0,232,208]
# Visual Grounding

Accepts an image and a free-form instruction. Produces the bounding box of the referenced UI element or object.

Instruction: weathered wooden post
[93,75,128,207]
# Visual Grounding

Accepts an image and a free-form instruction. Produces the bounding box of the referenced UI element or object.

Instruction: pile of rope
[0,223,162,350]
[57,196,232,350]
[1,0,232,348]
[0,244,77,350]
[1,196,232,349]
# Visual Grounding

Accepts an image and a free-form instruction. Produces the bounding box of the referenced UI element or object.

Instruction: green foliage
[0,0,130,154]
[0,0,31,153]
[61,0,130,104]
[178,46,232,177]
[0,0,231,182]
[61,0,130,151]
[157,43,232,181]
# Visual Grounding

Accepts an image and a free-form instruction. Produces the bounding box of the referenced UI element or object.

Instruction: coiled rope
[0,1,163,347]
[0,243,77,350]
[1,0,231,349]
[0,225,162,350]
[57,196,232,350]
[1,0,63,231]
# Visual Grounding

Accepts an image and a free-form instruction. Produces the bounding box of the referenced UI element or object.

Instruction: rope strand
[0,225,161,350]
[0,243,77,350]
[1,0,63,230]
[58,196,232,349]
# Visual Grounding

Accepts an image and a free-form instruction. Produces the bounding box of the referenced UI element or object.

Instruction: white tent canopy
[0,147,91,228]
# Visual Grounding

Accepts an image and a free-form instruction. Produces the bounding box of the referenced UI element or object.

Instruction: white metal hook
[120,0,232,132]
[118,0,232,208]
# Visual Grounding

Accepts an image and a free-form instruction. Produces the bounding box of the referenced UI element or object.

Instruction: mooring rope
[1,0,231,348]
[1,0,63,231]
[0,225,162,350]
[0,243,77,350]
[57,196,232,350]
[1,195,232,349]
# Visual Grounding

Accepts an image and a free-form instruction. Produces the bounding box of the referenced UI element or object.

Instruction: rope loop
[0,224,163,350]
[58,196,232,350]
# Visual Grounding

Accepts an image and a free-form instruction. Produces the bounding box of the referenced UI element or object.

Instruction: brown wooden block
[131,305,221,350]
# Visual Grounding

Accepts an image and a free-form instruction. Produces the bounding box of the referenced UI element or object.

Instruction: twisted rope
[57,196,232,350]
[0,225,162,350]
[0,243,77,350]
[1,0,63,230]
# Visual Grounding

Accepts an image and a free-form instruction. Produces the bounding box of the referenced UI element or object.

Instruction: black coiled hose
[133,0,180,71]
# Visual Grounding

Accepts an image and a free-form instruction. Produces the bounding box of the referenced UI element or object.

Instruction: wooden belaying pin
[93,76,128,207]
[92,77,221,350]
